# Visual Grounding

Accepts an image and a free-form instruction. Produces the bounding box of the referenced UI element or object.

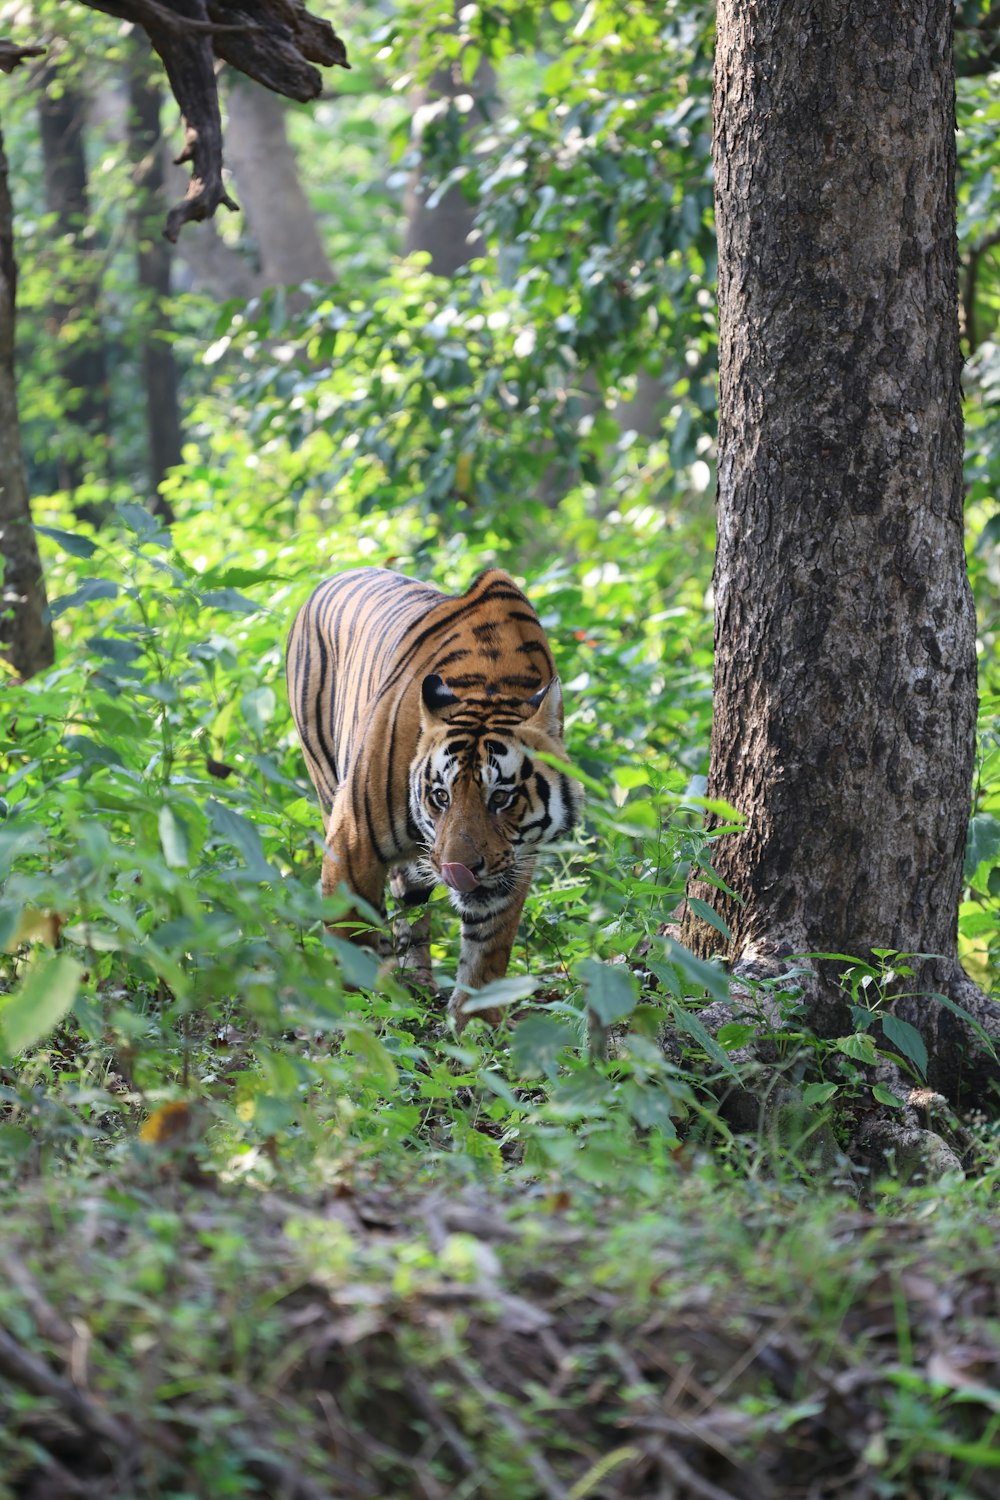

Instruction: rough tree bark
[37,63,111,494]
[127,34,182,518]
[0,126,54,680]
[682,0,1000,1107]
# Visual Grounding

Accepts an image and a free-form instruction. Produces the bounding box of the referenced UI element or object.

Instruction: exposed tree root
[658,941,998,1182]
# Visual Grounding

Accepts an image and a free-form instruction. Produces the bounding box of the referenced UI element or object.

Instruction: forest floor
[1,1148,999,1500]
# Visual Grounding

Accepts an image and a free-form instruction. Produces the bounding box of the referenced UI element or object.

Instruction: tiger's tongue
[442,862,480,893]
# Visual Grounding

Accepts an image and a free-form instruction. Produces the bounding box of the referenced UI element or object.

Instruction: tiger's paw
[448,988,501,1032]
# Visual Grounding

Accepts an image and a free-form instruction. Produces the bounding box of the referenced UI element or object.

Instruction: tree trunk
[127,35,181,519]
[403,50,494,276]
[224,77,334,287]
[683,0,999,1101]
[37,66,111,496]
[0,126,54,680]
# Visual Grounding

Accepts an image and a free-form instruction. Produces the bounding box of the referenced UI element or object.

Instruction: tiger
[285,566,582,1025]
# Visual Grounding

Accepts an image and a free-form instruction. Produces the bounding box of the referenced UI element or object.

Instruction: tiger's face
[409,673,581,906]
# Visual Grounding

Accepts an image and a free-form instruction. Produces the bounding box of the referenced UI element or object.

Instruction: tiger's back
[286,566,581,1023]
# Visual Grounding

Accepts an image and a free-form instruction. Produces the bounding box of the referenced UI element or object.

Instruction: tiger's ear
[525,677,563,737]
[421,673,458,725]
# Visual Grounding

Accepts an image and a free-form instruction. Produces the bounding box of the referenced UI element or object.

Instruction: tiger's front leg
[449,862,536,1029]
[387,864,436,989]
[321,806,388,951]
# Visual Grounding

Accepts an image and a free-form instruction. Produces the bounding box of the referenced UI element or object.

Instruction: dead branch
[3,0,349,240]
[0,40,46,72]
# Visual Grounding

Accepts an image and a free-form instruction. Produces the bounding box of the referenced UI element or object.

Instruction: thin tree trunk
[37,65,110,495]
[0,126,54,680]
[683,0,998,1100]
[224,77,334,287]
[127,35,180,519]
[403,51,494,276]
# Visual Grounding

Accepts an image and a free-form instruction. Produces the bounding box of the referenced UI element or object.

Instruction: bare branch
[55,0,350,239]
[0,40,46,73]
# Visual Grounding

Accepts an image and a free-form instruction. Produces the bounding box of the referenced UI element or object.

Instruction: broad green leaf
[686,896,731,940]
[462,975,540,1013]
[716,1021,756,1051]
[880,1014,928,1079]
[612,765,649,791]
[35,525,98,558]
[49,579,118,617]
[655,937,732,1003]
[206,800,274,880]
[478,1071,523,1110]
[241,686,277,734]
[835,1033,879,1064]
[0,953,82,1059]
[965,812,1000,878]
[0,824,46,880]
[802,1081,838,1108]
[578,958,637,1025]
[928,990,998,1057]
[510,1014,576,1077]
[159,806,189,869]
[200,588,262,616]
[622,1082,681,1138]
[325,936,379,990]
[342,1023,398,1090]
[660,997,740,1080]
[117,500,165,540]
[872,1082,906,1108]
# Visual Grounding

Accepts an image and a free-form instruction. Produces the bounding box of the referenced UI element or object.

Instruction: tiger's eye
[431,786,451,810]
[489,789,513,813]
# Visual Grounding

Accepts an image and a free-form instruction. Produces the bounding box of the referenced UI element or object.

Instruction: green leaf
[325,936,379,990]
[0,953,83,1060]
[510,1014,576,1077]
[241,686,277,734]
[879,1014,928,1079]
[654,937,732,1003]
[200,588,262,616]
[686,896,731,940]
[478,1071,523,1110]
[927,990,998,1058]
[660,998,740,1080]
[835,1032,879,1064]
[199,565,289,588]
[612,765,649,791]
[0,1124,32,1160]
[158,806,189,870]
[716,1021,757,1051]
[802,1081,838,1108]
[35,525,98,558]
[206,800,274,880]
[342,1023,398,1090]
[0,824,47,880]
[117,501,165,540]
[872,1082,906,1108]
[622,1082,681,1138]
[578,958,637,1024]
[462,975,540,1013]
[965,812,1000,878]
[49,579,118,616]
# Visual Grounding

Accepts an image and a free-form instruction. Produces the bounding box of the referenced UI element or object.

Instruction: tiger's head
[409,673,581,904]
